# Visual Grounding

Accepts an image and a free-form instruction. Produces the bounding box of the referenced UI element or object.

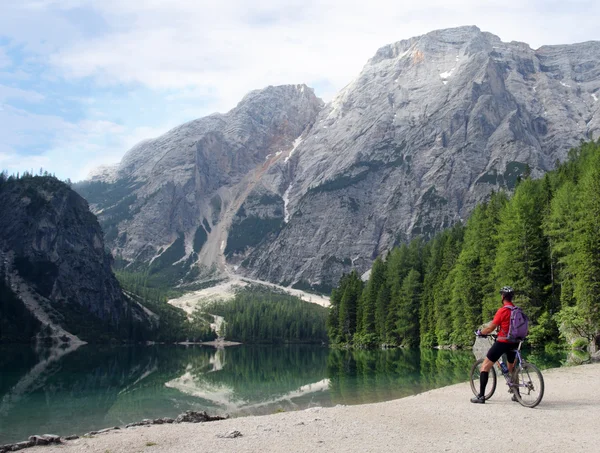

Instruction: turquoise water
[0,344,566,444]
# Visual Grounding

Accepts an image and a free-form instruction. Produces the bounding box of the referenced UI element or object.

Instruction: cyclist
[470,286,519,404]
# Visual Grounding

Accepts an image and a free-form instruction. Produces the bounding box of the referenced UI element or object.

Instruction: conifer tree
[572,149,600,350]
[491,178,550,321]
[385,246,411,345]
[396,269,422,346]
[368,257,388,340]
[479,191,509,318]
[327,284,342,342]
[544,181,579,308]
[449,205,484,345]
[338,271,362,343]
[433,227,463,345]
[375,283,391,343]
[420,236,444,347]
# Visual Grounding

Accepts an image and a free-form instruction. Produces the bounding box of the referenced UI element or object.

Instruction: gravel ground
[28,362,600,453]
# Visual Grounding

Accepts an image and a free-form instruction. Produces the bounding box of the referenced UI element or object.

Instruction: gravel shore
[28,362,600,453]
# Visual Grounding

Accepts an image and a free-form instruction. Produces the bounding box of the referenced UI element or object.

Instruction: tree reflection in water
[0,344,566,444]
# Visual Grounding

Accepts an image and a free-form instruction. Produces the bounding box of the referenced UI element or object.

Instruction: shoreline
[22,362,600,453]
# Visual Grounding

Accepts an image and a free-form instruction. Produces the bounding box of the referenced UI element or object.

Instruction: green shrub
[193,226,208,253]
[572,337,588,350]
[225,216,283,256]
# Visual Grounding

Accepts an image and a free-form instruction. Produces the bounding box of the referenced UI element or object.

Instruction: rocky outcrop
[0,411,227,453]
[0,434,62,453]
[0,175,156,343]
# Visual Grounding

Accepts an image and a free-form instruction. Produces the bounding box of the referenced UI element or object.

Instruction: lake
[0,344,566,444]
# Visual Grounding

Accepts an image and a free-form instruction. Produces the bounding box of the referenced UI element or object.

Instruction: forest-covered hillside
[205,288,328,344]
[328,141,600,353]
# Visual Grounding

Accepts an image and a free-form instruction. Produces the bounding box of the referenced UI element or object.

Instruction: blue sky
[1,0,598,181]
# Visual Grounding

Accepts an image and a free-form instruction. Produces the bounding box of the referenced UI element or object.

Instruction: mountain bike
[469,333,545,408]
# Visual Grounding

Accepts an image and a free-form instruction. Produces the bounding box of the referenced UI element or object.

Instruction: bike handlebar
[475,332,523,349]
[474,331,498,339]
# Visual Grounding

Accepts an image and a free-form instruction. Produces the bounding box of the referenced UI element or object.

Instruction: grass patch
[149,233,186,275]
[475,161,530,190]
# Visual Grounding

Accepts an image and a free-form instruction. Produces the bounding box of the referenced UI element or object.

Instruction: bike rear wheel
[469,358,497,400]
[513,362,544,408]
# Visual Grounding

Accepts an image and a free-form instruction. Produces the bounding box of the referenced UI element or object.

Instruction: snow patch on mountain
[283,183,293,223]
[284,136,304,163]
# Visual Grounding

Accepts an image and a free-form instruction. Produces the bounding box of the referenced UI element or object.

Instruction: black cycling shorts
[486,341,518,363]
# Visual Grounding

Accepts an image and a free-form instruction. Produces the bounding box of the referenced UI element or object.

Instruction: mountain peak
[236,84,323,110]
[369,25,487,65]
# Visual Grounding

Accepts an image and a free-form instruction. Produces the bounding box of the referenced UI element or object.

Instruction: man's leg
[479,357,494,395]
[471,341,505,404]
[471,357,494,404]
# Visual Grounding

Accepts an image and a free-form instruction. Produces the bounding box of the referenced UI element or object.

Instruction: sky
[0,0,598,181]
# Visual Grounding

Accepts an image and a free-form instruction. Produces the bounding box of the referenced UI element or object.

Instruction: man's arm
[480,322,498,335]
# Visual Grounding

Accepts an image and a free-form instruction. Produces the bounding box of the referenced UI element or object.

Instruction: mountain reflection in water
[0,344,566,444]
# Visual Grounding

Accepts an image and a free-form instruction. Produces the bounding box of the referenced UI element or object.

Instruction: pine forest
[327,141,600,353]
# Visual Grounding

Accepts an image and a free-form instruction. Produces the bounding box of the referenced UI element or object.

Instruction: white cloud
[74,123,180,180]
[0,150,52,177]
[38,119,182,182]
[46,0,600,109]
[0,48,11,69]
[0,85,45,103]
[2,0,600,180]
[0,104,177,181]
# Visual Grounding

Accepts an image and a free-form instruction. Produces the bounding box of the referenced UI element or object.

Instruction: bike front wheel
[469,358,497,400]
[513,362,544,408]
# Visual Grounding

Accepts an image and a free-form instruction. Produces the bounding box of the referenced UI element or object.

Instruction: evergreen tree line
[205,288,328,343]
[0,169,72,186]
[328,141,600,353]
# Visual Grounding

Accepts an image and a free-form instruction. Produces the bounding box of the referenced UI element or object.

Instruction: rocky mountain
[241,26,600,290]
[0,174,156,343]
[79,26,600,292]
[76,84,323,286]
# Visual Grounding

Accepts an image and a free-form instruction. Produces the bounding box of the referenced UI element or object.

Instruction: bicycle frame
[485,334,524,392]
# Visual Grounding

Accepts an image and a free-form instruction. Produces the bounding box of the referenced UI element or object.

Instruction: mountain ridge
[79,26,600,291]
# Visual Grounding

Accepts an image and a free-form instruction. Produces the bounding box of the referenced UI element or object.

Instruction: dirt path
[27,363,600,453]
[168,275,329,315]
